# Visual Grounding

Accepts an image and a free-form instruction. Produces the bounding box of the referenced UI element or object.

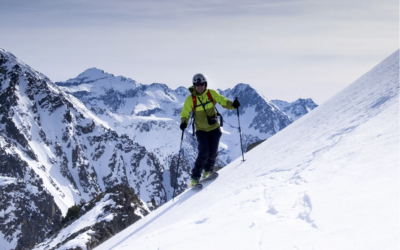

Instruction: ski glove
[232,99,241,109]
[180,122,187,131]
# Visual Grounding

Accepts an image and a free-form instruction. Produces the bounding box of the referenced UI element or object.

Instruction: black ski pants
[192,127,222,179]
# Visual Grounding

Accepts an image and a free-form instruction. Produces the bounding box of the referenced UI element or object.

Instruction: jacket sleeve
[210,89,235,110]
[180,96,193,124]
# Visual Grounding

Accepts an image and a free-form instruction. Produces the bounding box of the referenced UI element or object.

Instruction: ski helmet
[192,73,207,88]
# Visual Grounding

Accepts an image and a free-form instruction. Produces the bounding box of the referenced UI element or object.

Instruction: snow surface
[96,51,399,250]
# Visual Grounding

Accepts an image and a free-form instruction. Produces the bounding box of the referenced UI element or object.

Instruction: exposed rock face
[85,185,150,249]
[0,49,172,250]
[33,184,150,250]
[0,146,62,250]
[245,139,266,153]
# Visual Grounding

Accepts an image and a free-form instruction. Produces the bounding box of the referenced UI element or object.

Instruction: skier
[180,73,240,186]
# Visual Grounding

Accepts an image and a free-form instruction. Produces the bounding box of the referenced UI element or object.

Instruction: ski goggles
[194,82,205,86]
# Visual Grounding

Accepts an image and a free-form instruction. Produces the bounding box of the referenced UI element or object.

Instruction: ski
[192,183,203,189]
[190,172,219,189]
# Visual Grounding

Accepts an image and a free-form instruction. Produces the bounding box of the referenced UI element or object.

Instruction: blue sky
[0,0,398,104]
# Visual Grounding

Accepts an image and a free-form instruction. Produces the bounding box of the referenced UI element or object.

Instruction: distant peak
[56,68,117,86]
[235,83,250,89]
[149,83,168,89]
[174,86,189,95]
[292,98,317,106]
[233,83,257,95]
[232,83,254,93]
[76,68,114,79]
[174,86,186,91]
[83,67,104,73]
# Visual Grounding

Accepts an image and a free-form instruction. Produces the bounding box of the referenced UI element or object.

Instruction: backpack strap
[191,94,197,112]
[206,90,224,127]
[192,90,214,112]
[190,111,195,136]
[191,90,223,128]
[190,95,197,136]
[206,90,215,105]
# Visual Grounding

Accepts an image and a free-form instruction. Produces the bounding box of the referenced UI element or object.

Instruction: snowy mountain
[271,98,318,121]
[0,49,189,250]
[96,50,399,250]
[0,47,317,250]
[56,71,317,167]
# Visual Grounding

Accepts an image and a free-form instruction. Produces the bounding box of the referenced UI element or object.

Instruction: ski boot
[190,177,200,187]
[202,170,211,179]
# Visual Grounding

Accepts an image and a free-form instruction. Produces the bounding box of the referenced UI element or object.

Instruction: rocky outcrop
[0,48,168,250]
[0,146,62,250]
[33,184,150,250]
[245,139,266,153]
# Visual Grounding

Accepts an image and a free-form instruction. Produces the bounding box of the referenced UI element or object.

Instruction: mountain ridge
[0,48,186,249]
[56,71,318,165]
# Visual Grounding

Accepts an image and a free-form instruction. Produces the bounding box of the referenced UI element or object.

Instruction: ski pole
[236,97,245,162]
[172,129,184,201]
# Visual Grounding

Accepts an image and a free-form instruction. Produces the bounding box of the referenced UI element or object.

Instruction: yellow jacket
[181,86,235,132]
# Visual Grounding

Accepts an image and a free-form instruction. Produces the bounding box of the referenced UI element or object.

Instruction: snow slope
[96,51,399,250]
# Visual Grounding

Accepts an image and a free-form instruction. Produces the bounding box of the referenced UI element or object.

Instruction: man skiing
[180,73,240,187]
